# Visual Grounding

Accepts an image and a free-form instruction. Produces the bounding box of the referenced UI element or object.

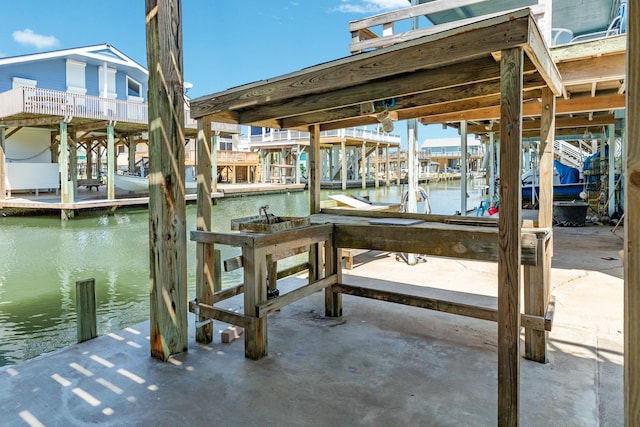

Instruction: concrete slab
[0,225,624,426]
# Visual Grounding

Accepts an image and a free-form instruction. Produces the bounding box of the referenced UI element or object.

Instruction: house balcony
[246,127,401,146]
[0,86,240,136]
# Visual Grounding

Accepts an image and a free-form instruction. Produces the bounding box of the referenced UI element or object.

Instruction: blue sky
[0,0,458,145]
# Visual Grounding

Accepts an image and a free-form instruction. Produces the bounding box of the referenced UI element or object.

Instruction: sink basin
[230,215,310,233]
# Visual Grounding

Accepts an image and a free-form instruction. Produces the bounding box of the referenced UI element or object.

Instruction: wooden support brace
[256,274,338,317]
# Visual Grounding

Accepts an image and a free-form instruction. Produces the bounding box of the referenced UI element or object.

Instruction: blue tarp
[554,160,580,184]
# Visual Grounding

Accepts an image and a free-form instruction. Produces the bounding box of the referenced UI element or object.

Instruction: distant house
[421,136,485,172]
[0,43,239,201]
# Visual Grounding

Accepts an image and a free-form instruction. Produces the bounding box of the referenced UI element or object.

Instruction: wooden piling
[146,0,188,361]
[76,278,97,343]
[498,47,523,426]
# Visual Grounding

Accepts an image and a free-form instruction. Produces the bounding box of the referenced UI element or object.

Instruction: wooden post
[498,47,523,426]
[106,123,115,200]
[375,142,380,188]
[59,121,70,203]
[324,232,342,317]
[76,278,97,343]
[146,0,188,361]
[608,123,616,217]
[243,245,267,359]
[195,117,215,343]
[341,140,347,191]
[69,129,78,200]
[460,120,468,214]
[310,125,321,214]
[86,141,94,180]
[396,148,401,185]
[128,135,137,176]
[385,144,391,186]
[361,141,366,189]
[525,87,554,363]
[0,127,6,200]
[212,131,218,193]
[625,0,640,423]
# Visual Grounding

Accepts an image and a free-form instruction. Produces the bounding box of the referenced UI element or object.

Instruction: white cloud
[12,29,59,50]
[334,0,408,14]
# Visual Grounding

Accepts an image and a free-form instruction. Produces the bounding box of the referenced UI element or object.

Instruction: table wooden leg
[243,246,267,359]
[524,237,549,363]
[324,236,342,317]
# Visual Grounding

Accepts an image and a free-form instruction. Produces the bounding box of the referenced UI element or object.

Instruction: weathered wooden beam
[556,53,626,86]
[256,274,338,318]
[242,57,504,124]
[551,34,626,62]
[349,0,490,33]
[196,116,215,343]
[333,283,551,331]
[418,93,625,124]
[146,0,188,361]
[625,0,640,423]
[188,301,253,329]
[243,245,267,359]
[76,278,97,343]
[497,47,523,427]
[467,114,617,134]
[280,72,543,130]
[333,223,538,265]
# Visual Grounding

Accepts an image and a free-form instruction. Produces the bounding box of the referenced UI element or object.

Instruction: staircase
[554,139,592,169]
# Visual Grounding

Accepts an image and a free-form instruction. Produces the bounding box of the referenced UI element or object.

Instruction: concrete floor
[0,224,624,426]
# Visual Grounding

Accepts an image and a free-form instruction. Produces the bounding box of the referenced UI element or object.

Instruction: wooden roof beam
[279,74,545,131]
[419,93,625,124]
[468,114,618,134]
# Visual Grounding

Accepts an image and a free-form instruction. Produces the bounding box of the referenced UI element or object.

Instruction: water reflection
[0,181,485,366]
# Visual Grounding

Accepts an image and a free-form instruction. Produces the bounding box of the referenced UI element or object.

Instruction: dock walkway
[0,182,306,216]
[0,225,623,425]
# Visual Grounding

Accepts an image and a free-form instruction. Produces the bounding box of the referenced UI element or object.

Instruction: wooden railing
[0,87,240,134]
[349,0,546,53]
[218,150,259,164]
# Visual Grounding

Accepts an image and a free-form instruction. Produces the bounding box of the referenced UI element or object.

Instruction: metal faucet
[260,205,270,224]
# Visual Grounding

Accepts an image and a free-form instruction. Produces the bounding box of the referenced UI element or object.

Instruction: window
[126,76,143,101]
[12,77,37,89]
[66,59,87,94]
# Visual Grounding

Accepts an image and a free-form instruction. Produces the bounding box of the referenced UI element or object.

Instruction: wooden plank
[334,283,550,331]
[523,14,562,95]
[224,255,243,272]
[277,262,310,280]
[256,274,338,318]
[213,283,244,303]
[349,0,491,32]
[497,47,523,427]
[76,278,97,343]
[146,0,188,361]
[242,245,267,359]
[196,116,214,344]
[626,0,640,423]
[351,8,531,53]
[333,223,538,265]
[418,93,625,124]
[188,301,252,329]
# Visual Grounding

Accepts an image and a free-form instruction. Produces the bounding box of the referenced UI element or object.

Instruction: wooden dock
[0,183,306,217]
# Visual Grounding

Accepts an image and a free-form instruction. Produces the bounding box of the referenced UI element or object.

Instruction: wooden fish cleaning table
[190,211,554,362]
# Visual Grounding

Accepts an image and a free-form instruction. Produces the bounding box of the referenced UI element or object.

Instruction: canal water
[0,180,487,367]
